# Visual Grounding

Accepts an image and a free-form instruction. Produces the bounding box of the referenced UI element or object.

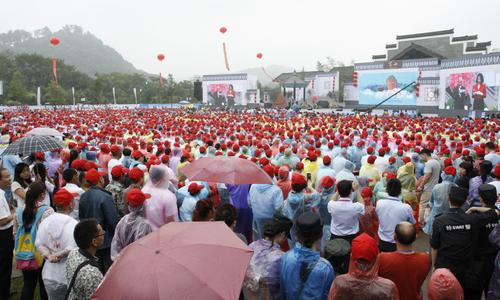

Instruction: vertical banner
[72,87,75,105]
[52,58,58,85]
[133,88,138,104]
[159,72,164,87]
[223,42,230,71]
[37,87,41,106]
[112,87,116,105]
[0,81,3,96]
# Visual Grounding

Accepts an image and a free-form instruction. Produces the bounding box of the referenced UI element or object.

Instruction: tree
[316,57,345,71]
[44,80,70,104]
[6,70,29,103]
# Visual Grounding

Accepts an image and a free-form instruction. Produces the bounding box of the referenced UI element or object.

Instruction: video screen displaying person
[472,73,486,111]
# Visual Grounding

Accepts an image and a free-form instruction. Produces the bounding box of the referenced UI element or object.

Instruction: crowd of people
[0,107,498,300]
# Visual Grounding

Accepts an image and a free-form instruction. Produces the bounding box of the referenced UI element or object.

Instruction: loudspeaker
[193,80,202,101]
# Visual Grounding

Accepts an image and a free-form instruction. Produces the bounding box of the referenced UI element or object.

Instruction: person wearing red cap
[142,165,178,230]
[248,165,284,240]
[107,145,122,182]
[105,165,128,219]
[422,166,457,235]
[110,188,153,261]
[78,169,118,273]
[97,144,112,174]
[129,150,146,169]
[374,148,390,174]
[378,222,431,300]
[316,176,336,252]
[179,182,209,222]
[358,187,379,242]
[359,155,380,188]
[315,155,335,189]
[302,151,319,187]
[328,233,398,299]
[35,189,78,299]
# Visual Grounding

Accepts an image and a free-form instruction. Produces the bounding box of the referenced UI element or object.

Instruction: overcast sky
[2,0,500,79]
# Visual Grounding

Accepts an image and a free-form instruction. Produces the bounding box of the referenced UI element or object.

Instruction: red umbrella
[92,222,252,300]
[181,156,273,184]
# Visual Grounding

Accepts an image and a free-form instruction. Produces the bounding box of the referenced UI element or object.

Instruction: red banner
[159,72,164,86]
[52,58,58,85]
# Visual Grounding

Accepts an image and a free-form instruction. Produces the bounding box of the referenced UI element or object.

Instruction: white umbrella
[26,127,63,137]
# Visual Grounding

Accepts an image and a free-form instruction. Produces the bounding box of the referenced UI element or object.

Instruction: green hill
[0,25,140,76]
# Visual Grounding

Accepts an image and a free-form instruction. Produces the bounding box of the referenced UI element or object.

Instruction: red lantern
[49,37,60,46]
[219,27,227,34]
[352,72,358,87]
[157,54,165,62]
[256,53,263,59]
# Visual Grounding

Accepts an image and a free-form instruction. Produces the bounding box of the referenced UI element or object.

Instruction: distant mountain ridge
[0,25,141,76]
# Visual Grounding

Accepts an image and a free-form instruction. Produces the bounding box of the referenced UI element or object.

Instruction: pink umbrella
[92,222,253,300]
[181,156,273,184]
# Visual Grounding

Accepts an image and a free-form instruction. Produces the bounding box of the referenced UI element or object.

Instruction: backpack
[14,205,49,270]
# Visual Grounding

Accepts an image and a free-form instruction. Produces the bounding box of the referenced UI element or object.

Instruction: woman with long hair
[469,160,494,207]
[15,181,54,300]
[33,163,55,207]
[472,73,487,111]
[11,163,32,208]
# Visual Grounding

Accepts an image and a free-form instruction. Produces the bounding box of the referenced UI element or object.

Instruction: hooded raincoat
[248,184,284,240]
[328,255,399,300]
[280,244,335,300]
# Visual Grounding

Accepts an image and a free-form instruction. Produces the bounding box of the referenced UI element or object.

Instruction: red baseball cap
[351,233,378,262]
[367,155,376,164]
[263,165,275,177]
[132,150,143,160]
[128,167,144,181]
[127,188,151,207]
[291,172,306,185]
[321,176,335,189]
[85,169,106,184]
[110,145,121,155]
[322,155,331,166]
[53,189,77,208]
[111,165,129,178]
[188,182,204,195]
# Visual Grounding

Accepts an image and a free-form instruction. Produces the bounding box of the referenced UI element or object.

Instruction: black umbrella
[1,135,64,156]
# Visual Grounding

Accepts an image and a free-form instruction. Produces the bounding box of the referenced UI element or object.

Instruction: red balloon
[219,27,227,34]
[256,53,263,59]
[157,54,165,61]
[49,37,60,46]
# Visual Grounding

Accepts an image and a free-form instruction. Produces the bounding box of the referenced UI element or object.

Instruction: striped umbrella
[1,135,64,156]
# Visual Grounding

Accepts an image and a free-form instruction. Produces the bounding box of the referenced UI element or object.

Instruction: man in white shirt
[327,180,365,245]
[62,168,85,220]
[0,168,15,298]
[107,145,122,182]
[376,178,416,252]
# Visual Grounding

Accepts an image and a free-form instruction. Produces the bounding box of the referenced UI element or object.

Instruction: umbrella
[181,156,273,184]
[1,135,64,156]
[92,222,253,300]
[26,127,64,137]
